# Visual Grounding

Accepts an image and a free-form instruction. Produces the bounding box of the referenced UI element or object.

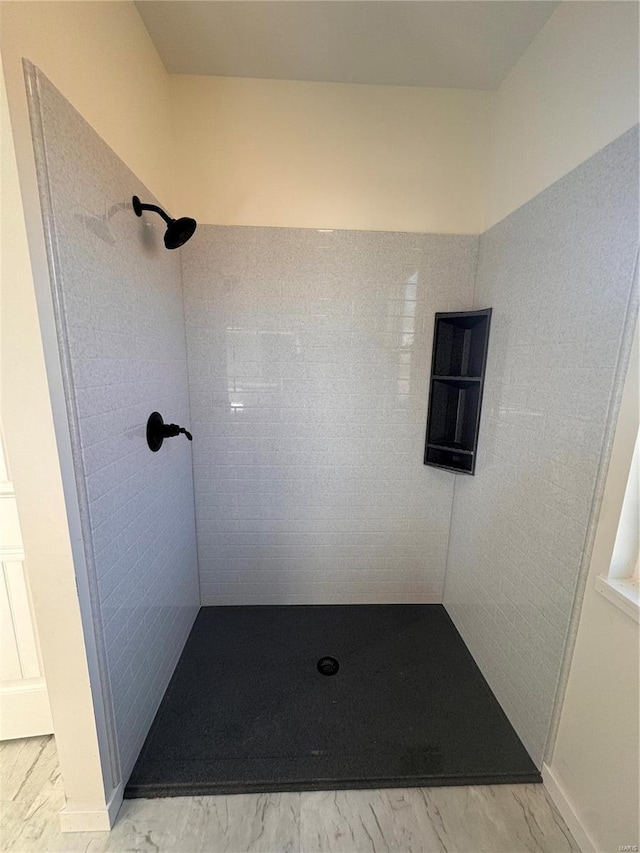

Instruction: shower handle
[163,423,193,440]
[147,411,192,452]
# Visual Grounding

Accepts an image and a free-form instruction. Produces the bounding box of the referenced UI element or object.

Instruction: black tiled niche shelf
[424,309,491,475]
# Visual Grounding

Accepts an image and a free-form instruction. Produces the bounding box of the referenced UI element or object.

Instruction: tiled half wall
[182,229,478,604]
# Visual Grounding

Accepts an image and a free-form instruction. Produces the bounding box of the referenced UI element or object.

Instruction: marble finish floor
[1,736,579,853]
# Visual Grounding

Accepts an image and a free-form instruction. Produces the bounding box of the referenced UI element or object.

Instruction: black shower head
[164,216,197,250]
[132,196,197,249]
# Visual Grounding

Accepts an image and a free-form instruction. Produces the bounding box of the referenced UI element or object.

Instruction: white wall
[485,0,639,229]
[183,226,477,603]
[170,75,494,234]
[545,327,639,853]
[0,0,173,209]
[443,127,639,766]
[169,3,640,235]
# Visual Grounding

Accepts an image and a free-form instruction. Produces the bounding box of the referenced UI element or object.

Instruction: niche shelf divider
[424,308,491,475]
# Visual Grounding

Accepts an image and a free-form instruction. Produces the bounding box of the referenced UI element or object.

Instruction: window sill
[595,575,640,624]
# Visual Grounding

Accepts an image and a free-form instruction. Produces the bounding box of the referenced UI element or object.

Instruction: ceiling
[136,1,559,90]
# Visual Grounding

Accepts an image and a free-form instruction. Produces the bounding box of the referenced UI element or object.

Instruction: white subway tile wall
[444,127,640,765]
[29,70,200,781]
[182,228,478,604]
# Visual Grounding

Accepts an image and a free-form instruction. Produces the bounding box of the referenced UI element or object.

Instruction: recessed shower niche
[424,309,491,474]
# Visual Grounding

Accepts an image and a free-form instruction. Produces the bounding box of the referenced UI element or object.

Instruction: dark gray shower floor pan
[125,605,540,798]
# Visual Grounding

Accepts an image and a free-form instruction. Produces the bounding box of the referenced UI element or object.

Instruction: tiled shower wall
[444,127,640,766]
[182,228,477,604]
[28,68,199,781]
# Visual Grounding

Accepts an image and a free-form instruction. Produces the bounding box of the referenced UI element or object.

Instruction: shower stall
[23,59,639,816]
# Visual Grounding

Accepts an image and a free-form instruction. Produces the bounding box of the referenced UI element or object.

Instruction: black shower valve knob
[146,411,192,452]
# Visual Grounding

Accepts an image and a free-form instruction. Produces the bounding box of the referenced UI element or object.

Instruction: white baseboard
[59,781,123,833]
[0,678,53,740]
[542,763,598,853]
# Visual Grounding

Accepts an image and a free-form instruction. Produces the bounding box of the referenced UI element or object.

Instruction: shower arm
[132,195,196,250]
[132,197,172,225]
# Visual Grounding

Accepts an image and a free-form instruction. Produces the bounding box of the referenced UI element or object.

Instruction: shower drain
[317,656,339,676]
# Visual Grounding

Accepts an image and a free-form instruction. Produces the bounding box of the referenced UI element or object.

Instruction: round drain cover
[317,656,339,676]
